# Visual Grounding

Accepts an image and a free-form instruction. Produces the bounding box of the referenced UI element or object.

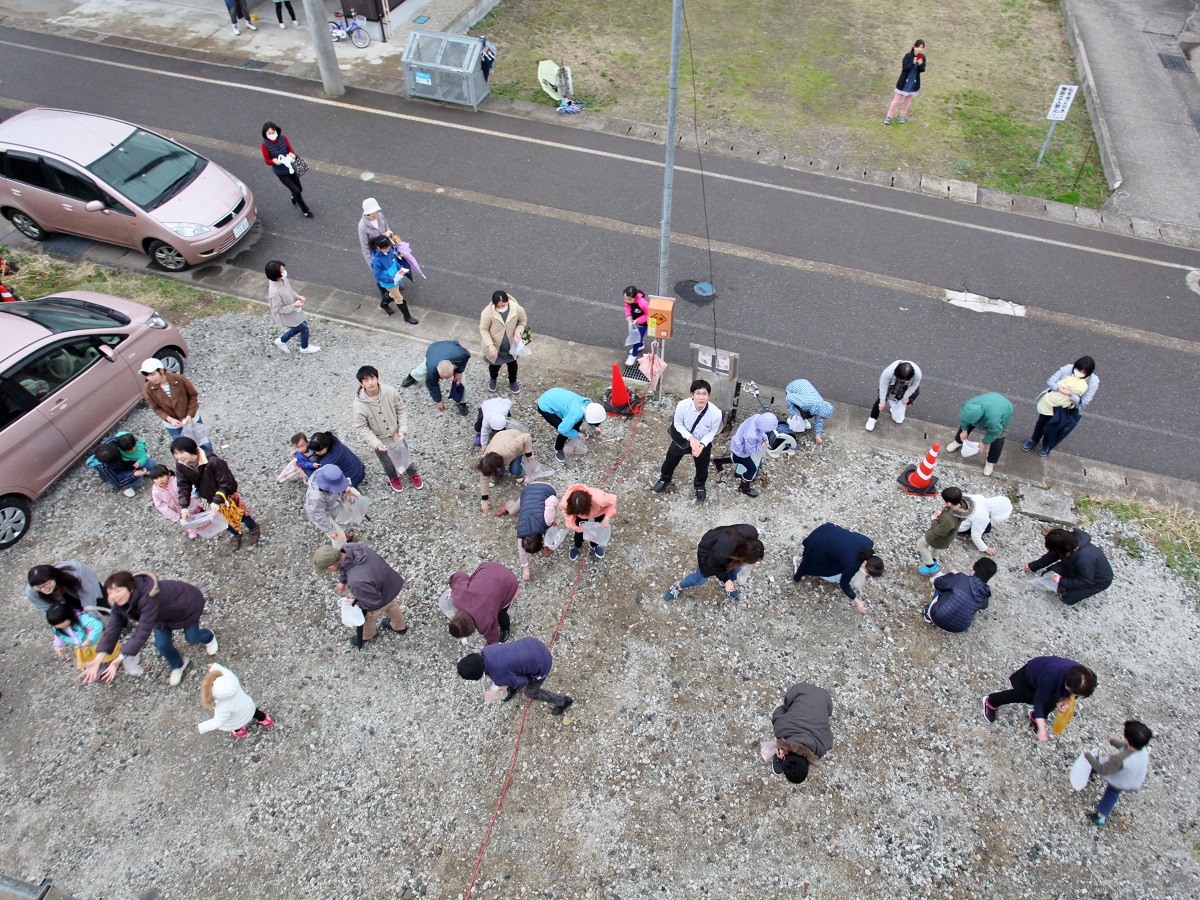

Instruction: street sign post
[1035,84,1078,169]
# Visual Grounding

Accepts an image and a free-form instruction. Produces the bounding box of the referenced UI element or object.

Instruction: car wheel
[156,348,186,374]
[148,240,189,272]
[7,209,47,241]
[0,495,31,548]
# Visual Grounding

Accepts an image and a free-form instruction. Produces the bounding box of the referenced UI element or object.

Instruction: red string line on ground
[464,397,647,899]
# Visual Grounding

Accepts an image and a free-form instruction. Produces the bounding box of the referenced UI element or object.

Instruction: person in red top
[447,562,519,645]
[260,121,312,218]
[560,483,616,562]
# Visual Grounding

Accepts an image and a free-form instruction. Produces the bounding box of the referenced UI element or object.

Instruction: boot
[399,303,419,325]
[229,532,242,551]
[738,481,759,498]
[379,297,395,316]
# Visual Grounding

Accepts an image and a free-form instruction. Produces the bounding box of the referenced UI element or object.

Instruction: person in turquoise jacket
[945,392,1013,476]
[536,387,606,461]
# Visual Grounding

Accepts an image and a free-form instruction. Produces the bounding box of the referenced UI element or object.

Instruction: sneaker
[664,583,680,601]
[1021,440,1036,452]
[275,337,292,354]
[550,697,574,716]
[922,603,934,624]
[122,487,137,498]
[457,402,469,416]
[279,21,286,28]
[771,756,785,776]
[624,354,637,367]
[246,21,257,30]
[389,475,404,492]
[410,473,424,489]
[303,211,313,219]
[918,563,939,576]
[945,440,961,452]
[555,449,566,462]
[883,116,891,124]
[592,544,605,559]
[489,378,498,392]
[696,487,707,502]
[569,546,581,561]
[509,381,521,394]
[246,527,261,545]
[205,635,219,656]
[982,697,997,724]
[864,418,876,432]
[231,726,250,738]
[726,588,740,600]
[169,659,190,686]
[299,345,321,354]
[652,479,668,492]
[793,555,803,579]
[259,713,275,727]
[232,24,241,34]
[898,116,906,123]
[499,628,510,643]
[401,374,416,388]
[348,634,363,650]
[983,462,995,477]
[1086,812,1107,827]
[1039,447,1050,457]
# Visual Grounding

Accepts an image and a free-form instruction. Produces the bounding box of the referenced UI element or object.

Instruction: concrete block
[978,188,1014,212]
[807,159,840,177]
[1073,207,1103,229]
[945,178,978,203]
[1042,200,1077,223]
[1011,195,1048,217]
[1157,222,1200,250]
[1098,212,1135,235]
[920,175,951,198]
[891,172,921,192]
[1017,485,1078,526]
[1129,217,1163,240]
[860,169,895,188]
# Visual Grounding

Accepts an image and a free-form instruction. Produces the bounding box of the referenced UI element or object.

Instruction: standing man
[313,543,409,650]
[456,636,573,715]
[536,387,606,462]
[408,340,471,415]
[140,359,213,453]
[652,379,723,502]
[353,365,424,493]
[171,437,262,550]
[945,392,1013,477]
[768,682,834,785]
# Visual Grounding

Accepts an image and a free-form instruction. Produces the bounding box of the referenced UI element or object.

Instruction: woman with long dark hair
[884,40,926,125]
[665,524,764,601]
[25,562,104,615]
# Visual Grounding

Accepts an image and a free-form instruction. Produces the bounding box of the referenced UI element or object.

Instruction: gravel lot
[1,312,1197,899]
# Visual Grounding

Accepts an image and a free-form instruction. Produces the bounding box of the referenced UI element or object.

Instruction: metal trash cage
[402,30,490,110]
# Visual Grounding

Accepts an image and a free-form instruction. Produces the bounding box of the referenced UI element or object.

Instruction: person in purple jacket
[447,562,519,645]
[983,656,1097,742]
[923,558,996,633]
[457,636,573,715]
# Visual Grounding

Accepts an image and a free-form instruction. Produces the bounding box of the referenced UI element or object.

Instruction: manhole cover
[42,235,94,259]
[1158,52,1192,72]
[674,279,717,305]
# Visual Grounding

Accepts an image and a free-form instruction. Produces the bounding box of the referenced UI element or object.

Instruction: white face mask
[281,269,288,280]
[1073,369,1086,378]
[266,132,279,141]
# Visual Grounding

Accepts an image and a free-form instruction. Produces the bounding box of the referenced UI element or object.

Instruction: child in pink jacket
[148,465,204,538]
[561,483,616,562]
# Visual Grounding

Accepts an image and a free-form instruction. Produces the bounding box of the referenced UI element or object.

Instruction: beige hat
[139,358,164,374]
[362,198,382,215]
[312,545,342,571]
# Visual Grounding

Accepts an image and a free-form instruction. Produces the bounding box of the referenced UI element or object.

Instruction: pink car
[0,108,256,271]
[0,292,190,547]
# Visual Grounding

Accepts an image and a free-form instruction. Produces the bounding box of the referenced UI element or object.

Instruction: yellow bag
[74,642,120,669]
[1052,695,1076,734]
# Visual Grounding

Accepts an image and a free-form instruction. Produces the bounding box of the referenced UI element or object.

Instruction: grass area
[473,0,1109,206]
[1077,496,1200,592]
[1,249,255,326]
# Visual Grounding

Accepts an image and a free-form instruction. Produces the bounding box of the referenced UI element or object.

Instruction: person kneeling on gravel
[768,682,833,785]
[447,562,519,645]
[313,543,408,650]
[476,427,536,515]
[457,636,573,716]
[956,493,1013,557]
[923,558,996,633]
[1025,527,1114,606]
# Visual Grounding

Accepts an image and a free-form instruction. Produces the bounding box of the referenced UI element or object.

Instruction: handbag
[214,492,246,533]
[293,155,309,177]
[668,407,708,449]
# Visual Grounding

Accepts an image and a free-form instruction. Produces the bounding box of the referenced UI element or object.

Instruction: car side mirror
[98,344,116,362]
[85,200,105,212]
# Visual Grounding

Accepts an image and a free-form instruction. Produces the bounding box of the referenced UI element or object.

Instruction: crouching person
[923,558,996,633]
[457,636,573,716]
[447,562,519,645]
[313,543,408,649]
[768,682,833,785]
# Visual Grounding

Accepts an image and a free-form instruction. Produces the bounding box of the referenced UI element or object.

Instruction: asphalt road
[2,26,1199,480]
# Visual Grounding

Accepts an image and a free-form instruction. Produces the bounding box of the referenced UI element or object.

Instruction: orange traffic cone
[897,443,940,495]
[608,362,631,409]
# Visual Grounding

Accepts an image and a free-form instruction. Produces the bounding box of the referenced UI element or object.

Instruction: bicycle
[330,10,370,49]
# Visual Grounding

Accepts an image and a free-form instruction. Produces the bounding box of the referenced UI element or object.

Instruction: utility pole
[657,0,683,297]
[300,0,345,97]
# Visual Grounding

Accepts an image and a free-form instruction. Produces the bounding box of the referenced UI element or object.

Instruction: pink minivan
[0,108,256,271]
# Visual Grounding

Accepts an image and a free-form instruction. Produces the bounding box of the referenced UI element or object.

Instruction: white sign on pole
[1046,84,1078,121]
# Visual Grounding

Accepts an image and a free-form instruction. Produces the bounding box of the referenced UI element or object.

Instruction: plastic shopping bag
[511,336,533,358]
[888,399,907,424]
[386,439,412,471]
[624,322,642,347]
[787,414,809,433]
[188,510,227,539]
[277,460,307,483]
[1069,752,1093,790]
[760,738,779,761]
[581,521,612,547]
[340,600,365,628]
[543,525,567,551]
[437,587,456,618]
[334,490,370,525]
[960,439,982,458]
[562,436,588,457]
[1028,572,1059,593]
[522,457,554,483]
[181,418,209,448]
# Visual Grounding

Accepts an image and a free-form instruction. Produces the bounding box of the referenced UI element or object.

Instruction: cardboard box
[647,295,674,338]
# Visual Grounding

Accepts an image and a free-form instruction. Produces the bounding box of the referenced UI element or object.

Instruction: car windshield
[87,129,204,210]
[0,299,130,332]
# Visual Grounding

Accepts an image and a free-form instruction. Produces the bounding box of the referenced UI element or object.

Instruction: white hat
[139,358,163,374]
[485,410,508,433]
[584,402,606,425]
[362,198,382,215]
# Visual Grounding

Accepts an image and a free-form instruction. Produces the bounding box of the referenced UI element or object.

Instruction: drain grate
[243,59,269,69]
[1159,52,1192,72]
[41,235,94,259]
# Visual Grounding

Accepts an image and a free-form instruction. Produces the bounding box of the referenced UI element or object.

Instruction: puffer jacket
[353,382,408,450]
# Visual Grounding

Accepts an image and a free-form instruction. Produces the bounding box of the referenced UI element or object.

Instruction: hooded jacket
[142,372,200,423]
[958,393,1013,444]
[197,663,257,733]
[338,543,405,612]
[771,683,834,759]
[696,524,759,580]
[784,380,834,435]
[480,636,553,689]
[1028,529,1114,605]
[924,501,971,549]
[957,494,1014,551]
[795,523,874,599]
[731,413,778,458]
[353,382,408,451]
[449,562,519,645]
[95,573,206,659]
[175,449,238,508]
[928,572,991,632]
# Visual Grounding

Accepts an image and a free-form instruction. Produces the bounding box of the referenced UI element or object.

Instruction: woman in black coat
[1026,528,1114,605]
[885,39,926,124]
[664,524,764,602]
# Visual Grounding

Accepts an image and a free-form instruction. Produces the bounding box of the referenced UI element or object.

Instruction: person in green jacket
[945,392,1013,476]
[916,486,970,575]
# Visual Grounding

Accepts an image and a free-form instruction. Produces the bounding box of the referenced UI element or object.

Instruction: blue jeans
[153,622,213,670]
[1096,784,1121,817]
[228,512,258,536]
[165,416,213,454]
[280,320,310,348]
[678,564,742,590]
[631,323,647,356]
[88,457,154,489]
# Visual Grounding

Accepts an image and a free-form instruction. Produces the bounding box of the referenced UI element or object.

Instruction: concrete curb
[4,12,1200,252]
[1059,0,1124,193]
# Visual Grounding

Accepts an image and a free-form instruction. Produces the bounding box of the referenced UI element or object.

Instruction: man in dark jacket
[447,562,518,645]
[769,682,833,784]
[1026,528,1114,605]
[792,523,884,613]
[457,636,573,715]
[171,437,261,549]
[81,571,216,686]
[314,543,408,649]
[924,558,996,633]
[414,340,470,414]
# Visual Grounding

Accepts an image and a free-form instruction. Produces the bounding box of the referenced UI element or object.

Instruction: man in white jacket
[957,493,1014,556]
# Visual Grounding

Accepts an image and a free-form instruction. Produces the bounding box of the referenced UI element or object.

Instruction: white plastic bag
[386,439,412,471]
[437,587,456,618]
[563,436,588,457]
[1069,751,1093,790]
[787,414,809,433]
[181,418,209,448]
[1028,572,1059,593]
[543,525,567,551]
[277,460,307,483]
[188,510,227,539]
[624,322,641,347]
[522,457,554,483]
[960,439,982,458]
[888,399,907,424]
[760,738,779,761]
[340,599,365,627]
[334,490,370,525]
[511,336,533,358]
[581,521,612,547]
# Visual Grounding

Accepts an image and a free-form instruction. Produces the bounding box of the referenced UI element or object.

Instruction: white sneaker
[206,635,219,656]
[246,21,257,31]
[864,418,876,432]
[299,345,322,354]
[624,354,637,367]
[169,658,190,686]
[279,21,286,28]
[122,487,137,498]
[792,555,802,578]
[983,462,995,477]
[274,337,291,354]
[231,24,240,34]
[945,440,961,452]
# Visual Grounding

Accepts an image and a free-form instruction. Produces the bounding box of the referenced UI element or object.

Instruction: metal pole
[1034,120,1057,169]
[299,0,346,97]
[655,0,683,399]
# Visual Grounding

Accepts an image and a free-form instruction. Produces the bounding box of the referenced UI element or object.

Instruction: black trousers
[489,360,519,383]
[962,426,1005,464]
[986,665,1034,710]
[868,386,919,420]
[538,409,569,452]
[660,439,712,489]
[274,1,296,22]
[275,171,310,214]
